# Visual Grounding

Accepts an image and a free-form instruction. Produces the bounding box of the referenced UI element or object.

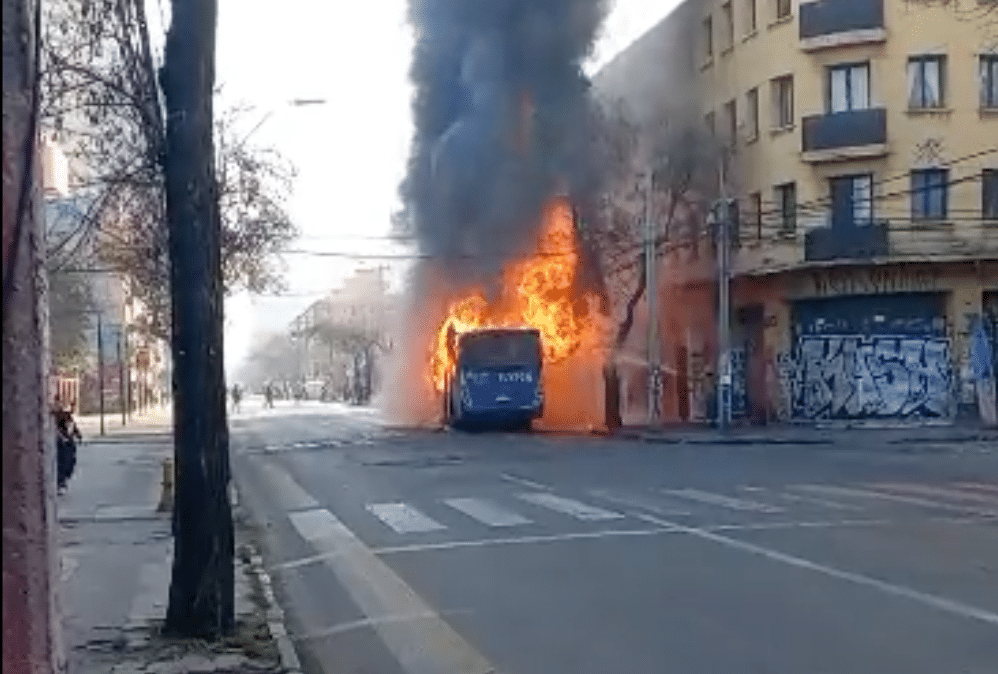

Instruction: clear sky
[215,0,681,377]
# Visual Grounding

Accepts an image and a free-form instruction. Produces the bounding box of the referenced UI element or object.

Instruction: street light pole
[97,311,105,436]
[715,157,733,431]
[644,167,659,426]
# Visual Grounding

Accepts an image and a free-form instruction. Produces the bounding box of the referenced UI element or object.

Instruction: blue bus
[442,327,544,430]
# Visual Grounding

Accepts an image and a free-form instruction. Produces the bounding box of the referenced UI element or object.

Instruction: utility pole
[715,159,733,431]
[117,327,126,426]
[644,167,660,425]
[2,0,65,670]
[97,311,105,436]
[161,0,233,638]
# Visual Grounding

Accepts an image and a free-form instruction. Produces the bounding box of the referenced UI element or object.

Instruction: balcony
[799,0,885,51]
[805,222,889,261]
[801,107,888,163]
[804,220,998,263]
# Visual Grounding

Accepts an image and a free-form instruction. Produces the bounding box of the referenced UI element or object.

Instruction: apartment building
[596,0,997,425]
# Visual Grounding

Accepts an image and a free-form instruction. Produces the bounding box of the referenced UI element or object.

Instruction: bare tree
[40,0,297,342]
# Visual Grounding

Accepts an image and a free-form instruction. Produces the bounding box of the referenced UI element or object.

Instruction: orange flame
[430,196,599,393]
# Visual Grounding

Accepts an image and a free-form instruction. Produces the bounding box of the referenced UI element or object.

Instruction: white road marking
[291,610,474,642]
[286,506,503,674]
[370,513,995,557]
[660,487,783,513]
[629,511,998,627]
[499,472,551,490]
[259,461,319,512]
[588,488,693,516]
[794,484,998,516]
[442,497,531,527]
[290,508,342,541]
[367,503,446,534]
[872,482,998,505]
[740,486,862,511]
[956,482,998,495]
[517,492,624,520]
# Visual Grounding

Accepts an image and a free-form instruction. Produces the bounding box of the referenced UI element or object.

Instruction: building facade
[596,0,997,425]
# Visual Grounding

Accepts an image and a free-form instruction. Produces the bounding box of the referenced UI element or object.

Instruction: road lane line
[517,492,624,520]
[292,610,474,642]
[630,511,998,627]
[443,497,532,527]
[288,504,502,673]
[588,489,693,516]
[740,486,862,511]
[794,484,998,516]
[259,461,319,512]
[660,487,783,513]
[499,472,551,490]
[367,503,446,534]
[872,482,998,505]
[368,513,995,557]
[956,482,998,495]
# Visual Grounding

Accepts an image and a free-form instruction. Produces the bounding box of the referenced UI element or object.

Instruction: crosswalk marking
[443,498,532,527]
[739,486,861,511]
[955,482,998,495]
[793,485,998,516]
[871,482,998,506]
[659,488,783,513]
[517,493,624,521]
[367,503,446,533]
[588,489,692,516]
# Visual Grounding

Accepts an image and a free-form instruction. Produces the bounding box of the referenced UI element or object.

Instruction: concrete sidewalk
[58,432,295,673]
[620,421,998,448]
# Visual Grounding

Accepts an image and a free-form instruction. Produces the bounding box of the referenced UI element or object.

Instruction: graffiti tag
[793,335,953,420]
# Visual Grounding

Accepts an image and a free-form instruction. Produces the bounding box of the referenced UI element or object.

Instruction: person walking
[231,383,242,414]
[52,396,81,495]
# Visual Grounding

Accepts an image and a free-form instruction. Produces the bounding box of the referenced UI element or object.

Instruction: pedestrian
[52,395,81,495]
[231,383,242,414]
[264,383,275,409]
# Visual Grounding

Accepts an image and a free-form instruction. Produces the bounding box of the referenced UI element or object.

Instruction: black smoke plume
[397,0,611,289]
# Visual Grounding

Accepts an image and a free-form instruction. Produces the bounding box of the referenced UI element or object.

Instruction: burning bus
[441,327,544,430]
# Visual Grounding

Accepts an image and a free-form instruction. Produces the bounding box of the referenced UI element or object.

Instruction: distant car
[442,327,543,431]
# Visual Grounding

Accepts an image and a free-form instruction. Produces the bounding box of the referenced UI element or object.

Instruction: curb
[250,553,302,674]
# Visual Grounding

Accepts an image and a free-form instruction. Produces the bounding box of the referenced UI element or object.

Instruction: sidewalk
[74,404,174,441]
[58,421,296,673]
[620,420,998,448]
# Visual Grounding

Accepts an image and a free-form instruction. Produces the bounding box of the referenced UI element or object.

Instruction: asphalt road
[230,399,998,674]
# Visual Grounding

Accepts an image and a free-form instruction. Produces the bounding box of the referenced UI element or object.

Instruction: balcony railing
[801,107,887,160]
[800,0,884,42]
[804,220,998,262]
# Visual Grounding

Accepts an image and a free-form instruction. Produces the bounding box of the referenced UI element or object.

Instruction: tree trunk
[161,0,233,638]
[2,0,66,671]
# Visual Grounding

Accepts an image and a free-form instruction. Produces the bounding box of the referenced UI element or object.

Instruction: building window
[981,54,998,109]
[984,169,998,220]
[705,110,715,136]
[746,87,759,140]
[746,0,757,33]
[830,174,873,228]
[724,99,737,145]
[750,191,762,239]
[911,168,948,220]
[775,0,792,21]
[771,75,794,128]
[775,182,796,234]
[907,55,946,109]
[721,2,734,51]
[828,62,870,113]
[703,16,714,60]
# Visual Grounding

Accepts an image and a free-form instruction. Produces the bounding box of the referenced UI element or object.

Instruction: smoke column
[398,0,610,285]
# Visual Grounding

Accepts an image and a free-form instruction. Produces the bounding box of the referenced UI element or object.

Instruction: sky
[214,0,680,377]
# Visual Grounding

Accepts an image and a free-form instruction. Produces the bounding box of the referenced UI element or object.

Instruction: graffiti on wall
[792,334,953,420]
[730,347,747,418]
